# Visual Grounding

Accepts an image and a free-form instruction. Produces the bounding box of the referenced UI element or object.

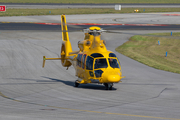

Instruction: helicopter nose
[102,73,121,83]
[107,74,121,83]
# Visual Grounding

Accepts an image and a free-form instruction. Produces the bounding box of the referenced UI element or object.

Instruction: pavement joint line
[0,92,179,120]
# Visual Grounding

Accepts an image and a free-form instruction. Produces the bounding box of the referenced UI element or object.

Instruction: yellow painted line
[0,91,179,120]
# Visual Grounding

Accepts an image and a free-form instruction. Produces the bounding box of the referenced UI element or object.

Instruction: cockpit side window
[77,54,82,67]
[94,58,108,69]
[108,58,119,68]
[86,56,94,70]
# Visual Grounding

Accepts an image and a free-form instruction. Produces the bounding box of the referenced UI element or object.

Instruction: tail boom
[42,56,69,68]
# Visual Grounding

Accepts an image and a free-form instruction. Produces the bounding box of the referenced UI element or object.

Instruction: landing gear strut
[104,83,113,90]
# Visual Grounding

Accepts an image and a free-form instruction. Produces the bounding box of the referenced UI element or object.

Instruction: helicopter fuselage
[68,27,122,85]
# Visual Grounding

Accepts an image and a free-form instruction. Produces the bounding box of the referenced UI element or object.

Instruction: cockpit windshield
[94,58,108,69]
[108,58,120,68]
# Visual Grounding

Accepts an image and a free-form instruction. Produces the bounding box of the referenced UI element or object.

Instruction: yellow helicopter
[43,15,125,90]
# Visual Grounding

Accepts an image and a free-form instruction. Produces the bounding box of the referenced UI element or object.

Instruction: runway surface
[0,13,180,120]
[1,22,180,30]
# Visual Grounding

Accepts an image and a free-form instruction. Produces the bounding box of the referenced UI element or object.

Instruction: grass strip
[1,0,180,4]
[116,32,180,74]
[1,8,180,16]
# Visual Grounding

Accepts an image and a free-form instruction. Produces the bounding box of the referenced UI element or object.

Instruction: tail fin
[61,15,69,42]
[42,15,73,68]
[60,15,72,67]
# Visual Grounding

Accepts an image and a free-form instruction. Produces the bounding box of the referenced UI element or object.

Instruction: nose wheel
[74,80,79,87]
[104,83,113,90]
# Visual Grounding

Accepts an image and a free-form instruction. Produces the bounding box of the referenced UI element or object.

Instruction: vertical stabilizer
[60,15,72,67]
[61,15,69,42]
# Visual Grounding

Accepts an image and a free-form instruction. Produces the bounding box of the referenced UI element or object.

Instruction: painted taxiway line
[163,14,180,16]
[0,91,179,120]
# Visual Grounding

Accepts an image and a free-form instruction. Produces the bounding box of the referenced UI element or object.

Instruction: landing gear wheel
[74,80,79,87]
[104,83,113,90]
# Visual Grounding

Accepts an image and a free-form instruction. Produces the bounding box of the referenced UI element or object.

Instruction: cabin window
[94,58,108,69]
[77,54,80,66]
[86,56,94,70]
[77,54,82,67]
[79,54,82,67]
[91,53,104,58]
[109,53,116,57]
[108,58,119,68]
[82,54,87,69]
